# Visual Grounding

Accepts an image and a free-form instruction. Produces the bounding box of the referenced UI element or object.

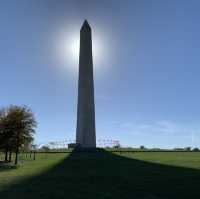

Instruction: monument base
[73,145,99,152]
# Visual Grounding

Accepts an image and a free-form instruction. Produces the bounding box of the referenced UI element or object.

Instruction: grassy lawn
[0,151,200,199]
[0,153,68,189]
[120,152,200,169]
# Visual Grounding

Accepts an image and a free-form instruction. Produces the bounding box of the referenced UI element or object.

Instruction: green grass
[1,151,200,199]
[120,152,200,169]
[0,153,67,189]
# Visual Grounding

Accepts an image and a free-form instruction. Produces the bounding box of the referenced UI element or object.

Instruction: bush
[140,145,145,150]
[192,147,199,152]
[184,147,191,151]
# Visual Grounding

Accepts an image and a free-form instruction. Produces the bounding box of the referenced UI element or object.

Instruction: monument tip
[81,20,91,30]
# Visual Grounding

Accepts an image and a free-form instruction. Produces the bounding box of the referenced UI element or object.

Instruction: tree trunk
[15,147,19,165]
[9,151,12,162]
[33,151,36,160]
[5,147,8,162]
[15,131,20,165]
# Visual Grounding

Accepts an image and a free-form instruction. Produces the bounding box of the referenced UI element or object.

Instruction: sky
[0,0,200,148]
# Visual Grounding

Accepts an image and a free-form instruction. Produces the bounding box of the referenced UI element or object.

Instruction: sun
[69,37,80,62]
[57,23,110,72]
[67,35,101,65]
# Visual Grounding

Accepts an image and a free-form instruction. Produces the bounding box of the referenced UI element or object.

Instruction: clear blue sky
[0,0,200,148]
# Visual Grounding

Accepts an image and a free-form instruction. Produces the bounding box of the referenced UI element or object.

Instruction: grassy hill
[0,151,200,199]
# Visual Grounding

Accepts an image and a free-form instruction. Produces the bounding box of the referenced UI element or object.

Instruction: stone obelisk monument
[76,20,96,148]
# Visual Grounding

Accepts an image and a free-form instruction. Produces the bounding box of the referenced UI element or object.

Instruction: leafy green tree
[140,145,145,150]
[40,146,50,152]
[0,105,37,164]
[192,147,199,151]
[0,108,12,161]
[184,147,191,151]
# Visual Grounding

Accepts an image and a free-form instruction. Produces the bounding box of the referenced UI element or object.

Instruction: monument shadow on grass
[0,149,200,199]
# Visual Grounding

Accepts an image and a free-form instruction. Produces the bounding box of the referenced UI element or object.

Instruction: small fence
[38,139,120,149]
[0,151,37,162]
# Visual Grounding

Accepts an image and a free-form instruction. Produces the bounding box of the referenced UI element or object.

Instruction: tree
[140,145,145,150]
[113,144,121,149]
[184,147,191,151]
[0,108,13,162]
[193,147,199,152]
[0,105,37,164]
[40,146,50,152]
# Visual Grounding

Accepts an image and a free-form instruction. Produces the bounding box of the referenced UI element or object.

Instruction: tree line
[0,105,36,164]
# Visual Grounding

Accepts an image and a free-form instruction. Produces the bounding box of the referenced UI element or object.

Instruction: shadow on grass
[0,149,200,199]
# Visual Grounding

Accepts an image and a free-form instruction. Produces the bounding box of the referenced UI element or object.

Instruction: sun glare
[67,35,101,65]
[57,23,111,73]
[69,37,80,62]
[66,29,106,65]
